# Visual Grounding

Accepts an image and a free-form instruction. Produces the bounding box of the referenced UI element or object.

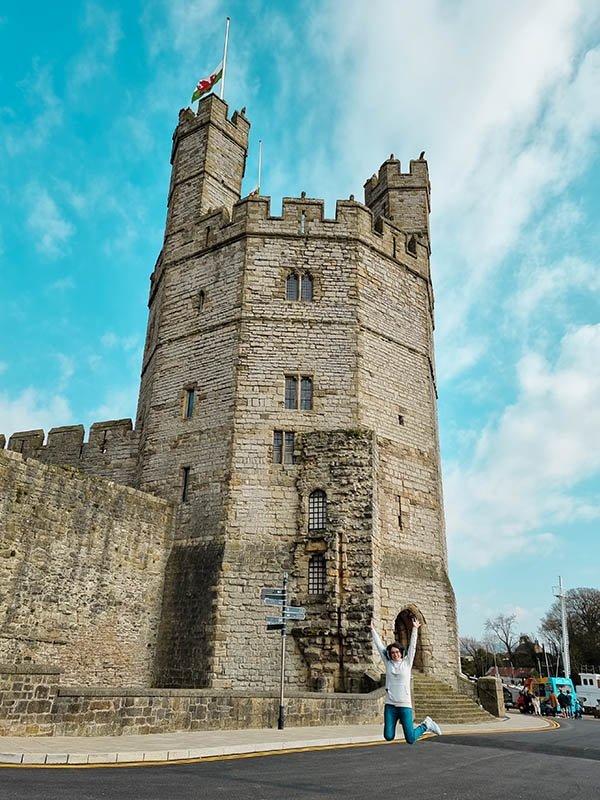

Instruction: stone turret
[364,154,431,251]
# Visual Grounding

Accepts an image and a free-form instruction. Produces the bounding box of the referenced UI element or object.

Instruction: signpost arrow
[260,587,285,599]
[283,607,306,620]
[265,616,284,625]
[263,596,285,606]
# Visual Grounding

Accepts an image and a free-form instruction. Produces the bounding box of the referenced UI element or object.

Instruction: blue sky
[1,0,599,646]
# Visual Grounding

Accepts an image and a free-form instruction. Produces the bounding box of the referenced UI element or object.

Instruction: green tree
[540,587,600,671]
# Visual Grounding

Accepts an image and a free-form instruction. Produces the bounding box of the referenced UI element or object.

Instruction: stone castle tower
[135,94,458,691]
[1,94,459,693]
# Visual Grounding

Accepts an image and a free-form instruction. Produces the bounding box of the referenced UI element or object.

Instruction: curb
[0,718,559,768]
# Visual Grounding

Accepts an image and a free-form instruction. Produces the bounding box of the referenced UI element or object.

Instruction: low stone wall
[0,666,384,737]
[476,676,506,717]
[0,665,61,736]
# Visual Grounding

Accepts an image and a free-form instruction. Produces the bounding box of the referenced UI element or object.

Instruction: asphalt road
[1,718,599,800]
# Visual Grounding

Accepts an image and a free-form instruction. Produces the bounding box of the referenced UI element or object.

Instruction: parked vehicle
[574,673,600,714]
[523,676,578,716]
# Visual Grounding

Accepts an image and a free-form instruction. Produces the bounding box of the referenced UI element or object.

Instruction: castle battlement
[171,96,250,165]
[364,155,430,202]
[3,419,140,487]
[163,191,430,281]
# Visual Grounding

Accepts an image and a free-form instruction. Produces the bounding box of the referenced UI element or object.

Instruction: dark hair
[386,642,407,660]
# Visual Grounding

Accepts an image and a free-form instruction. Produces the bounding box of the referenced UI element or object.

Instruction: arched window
[308,553,326,594]
[286,272,299,301]
[406,234,417,256]
[300,273,313,301]
[308,489,327,530]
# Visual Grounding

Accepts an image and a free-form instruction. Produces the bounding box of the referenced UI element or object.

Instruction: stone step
[409,673,494,724]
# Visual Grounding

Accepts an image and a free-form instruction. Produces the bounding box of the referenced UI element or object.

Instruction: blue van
[525,676,578,715]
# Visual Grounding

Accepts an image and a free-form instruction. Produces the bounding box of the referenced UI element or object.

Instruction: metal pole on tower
[220,17,230,100]
[257,140,262,195]
[277,572,288,730]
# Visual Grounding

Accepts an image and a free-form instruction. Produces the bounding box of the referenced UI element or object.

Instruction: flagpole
[257,140,262,194]
[220,17,230,100]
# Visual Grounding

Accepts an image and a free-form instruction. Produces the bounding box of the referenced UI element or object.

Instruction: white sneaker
[423,716,442,736]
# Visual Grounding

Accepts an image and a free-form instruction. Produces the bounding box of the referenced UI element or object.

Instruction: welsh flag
[191,62,223,103]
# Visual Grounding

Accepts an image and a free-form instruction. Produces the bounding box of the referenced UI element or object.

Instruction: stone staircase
[412,673,494,724]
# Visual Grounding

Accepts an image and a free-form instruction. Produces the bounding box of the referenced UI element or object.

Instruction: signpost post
[260,574,306,730]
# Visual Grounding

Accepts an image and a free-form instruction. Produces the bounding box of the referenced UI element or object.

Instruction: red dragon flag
[191,62,223,103]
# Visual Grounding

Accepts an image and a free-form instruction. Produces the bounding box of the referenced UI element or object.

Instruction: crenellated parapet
[4,419,140,488]
[364,155,431,247]
[163,191,430,282]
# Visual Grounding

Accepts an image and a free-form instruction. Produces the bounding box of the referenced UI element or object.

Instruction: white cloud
[48,276,75,291]
[25,186,74,257]
[67,3,122,95]
[55,353,75,387]
[0,388,73,438]
[306,0,600,374]
[101,332,139,351]
[445,324,600,568]
[87,386,138,424]
[511,257,600,322]
[3,63,63,156]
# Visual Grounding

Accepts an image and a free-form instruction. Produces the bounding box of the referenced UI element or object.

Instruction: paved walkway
[0,712,555,766]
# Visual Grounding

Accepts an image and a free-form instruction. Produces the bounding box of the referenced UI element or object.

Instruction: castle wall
[209,228,364,690]
[353,240,459,683]
[137,234,249,687]
[0,449,174,686]
[5,420,139,487]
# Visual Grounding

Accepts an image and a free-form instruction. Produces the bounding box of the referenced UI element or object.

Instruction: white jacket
[372,626,417,707]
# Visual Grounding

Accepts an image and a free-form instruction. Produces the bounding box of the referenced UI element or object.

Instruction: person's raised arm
[370,619,387,662]
[405,617,420,667]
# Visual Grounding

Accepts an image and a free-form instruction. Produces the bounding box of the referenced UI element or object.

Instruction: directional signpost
[260,574,306,730]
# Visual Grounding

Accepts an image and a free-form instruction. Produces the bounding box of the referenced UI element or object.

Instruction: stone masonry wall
[4,419,139,488]
[0,666,383,737]
[354,231,459,684]
[211,222,364,690]
[0,450,174,686]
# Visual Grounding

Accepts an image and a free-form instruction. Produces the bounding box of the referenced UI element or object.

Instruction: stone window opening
[308,553,326,594]
[198,289,206,312]
[300,376,313,410]
[406,234,417,256]
[286,272,300,301]
[183,386,196,419]
[393,237,397,258]
[284,431,295,464]
[181,466,191,502]
[398,414,404,426]
[308,490,327,531]
[300,211,306,234]
[284,375,313,410]
[300,273,313,302]
[273,430,295,464]
[285,271,313,302]
[205,226,211,247]
[397,496,403,529]
[285,376,298,409]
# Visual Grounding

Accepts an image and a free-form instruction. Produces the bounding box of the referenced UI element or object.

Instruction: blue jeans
[384,704,427,744]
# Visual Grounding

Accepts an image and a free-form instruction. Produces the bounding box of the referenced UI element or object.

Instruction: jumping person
[371,617,442,743]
